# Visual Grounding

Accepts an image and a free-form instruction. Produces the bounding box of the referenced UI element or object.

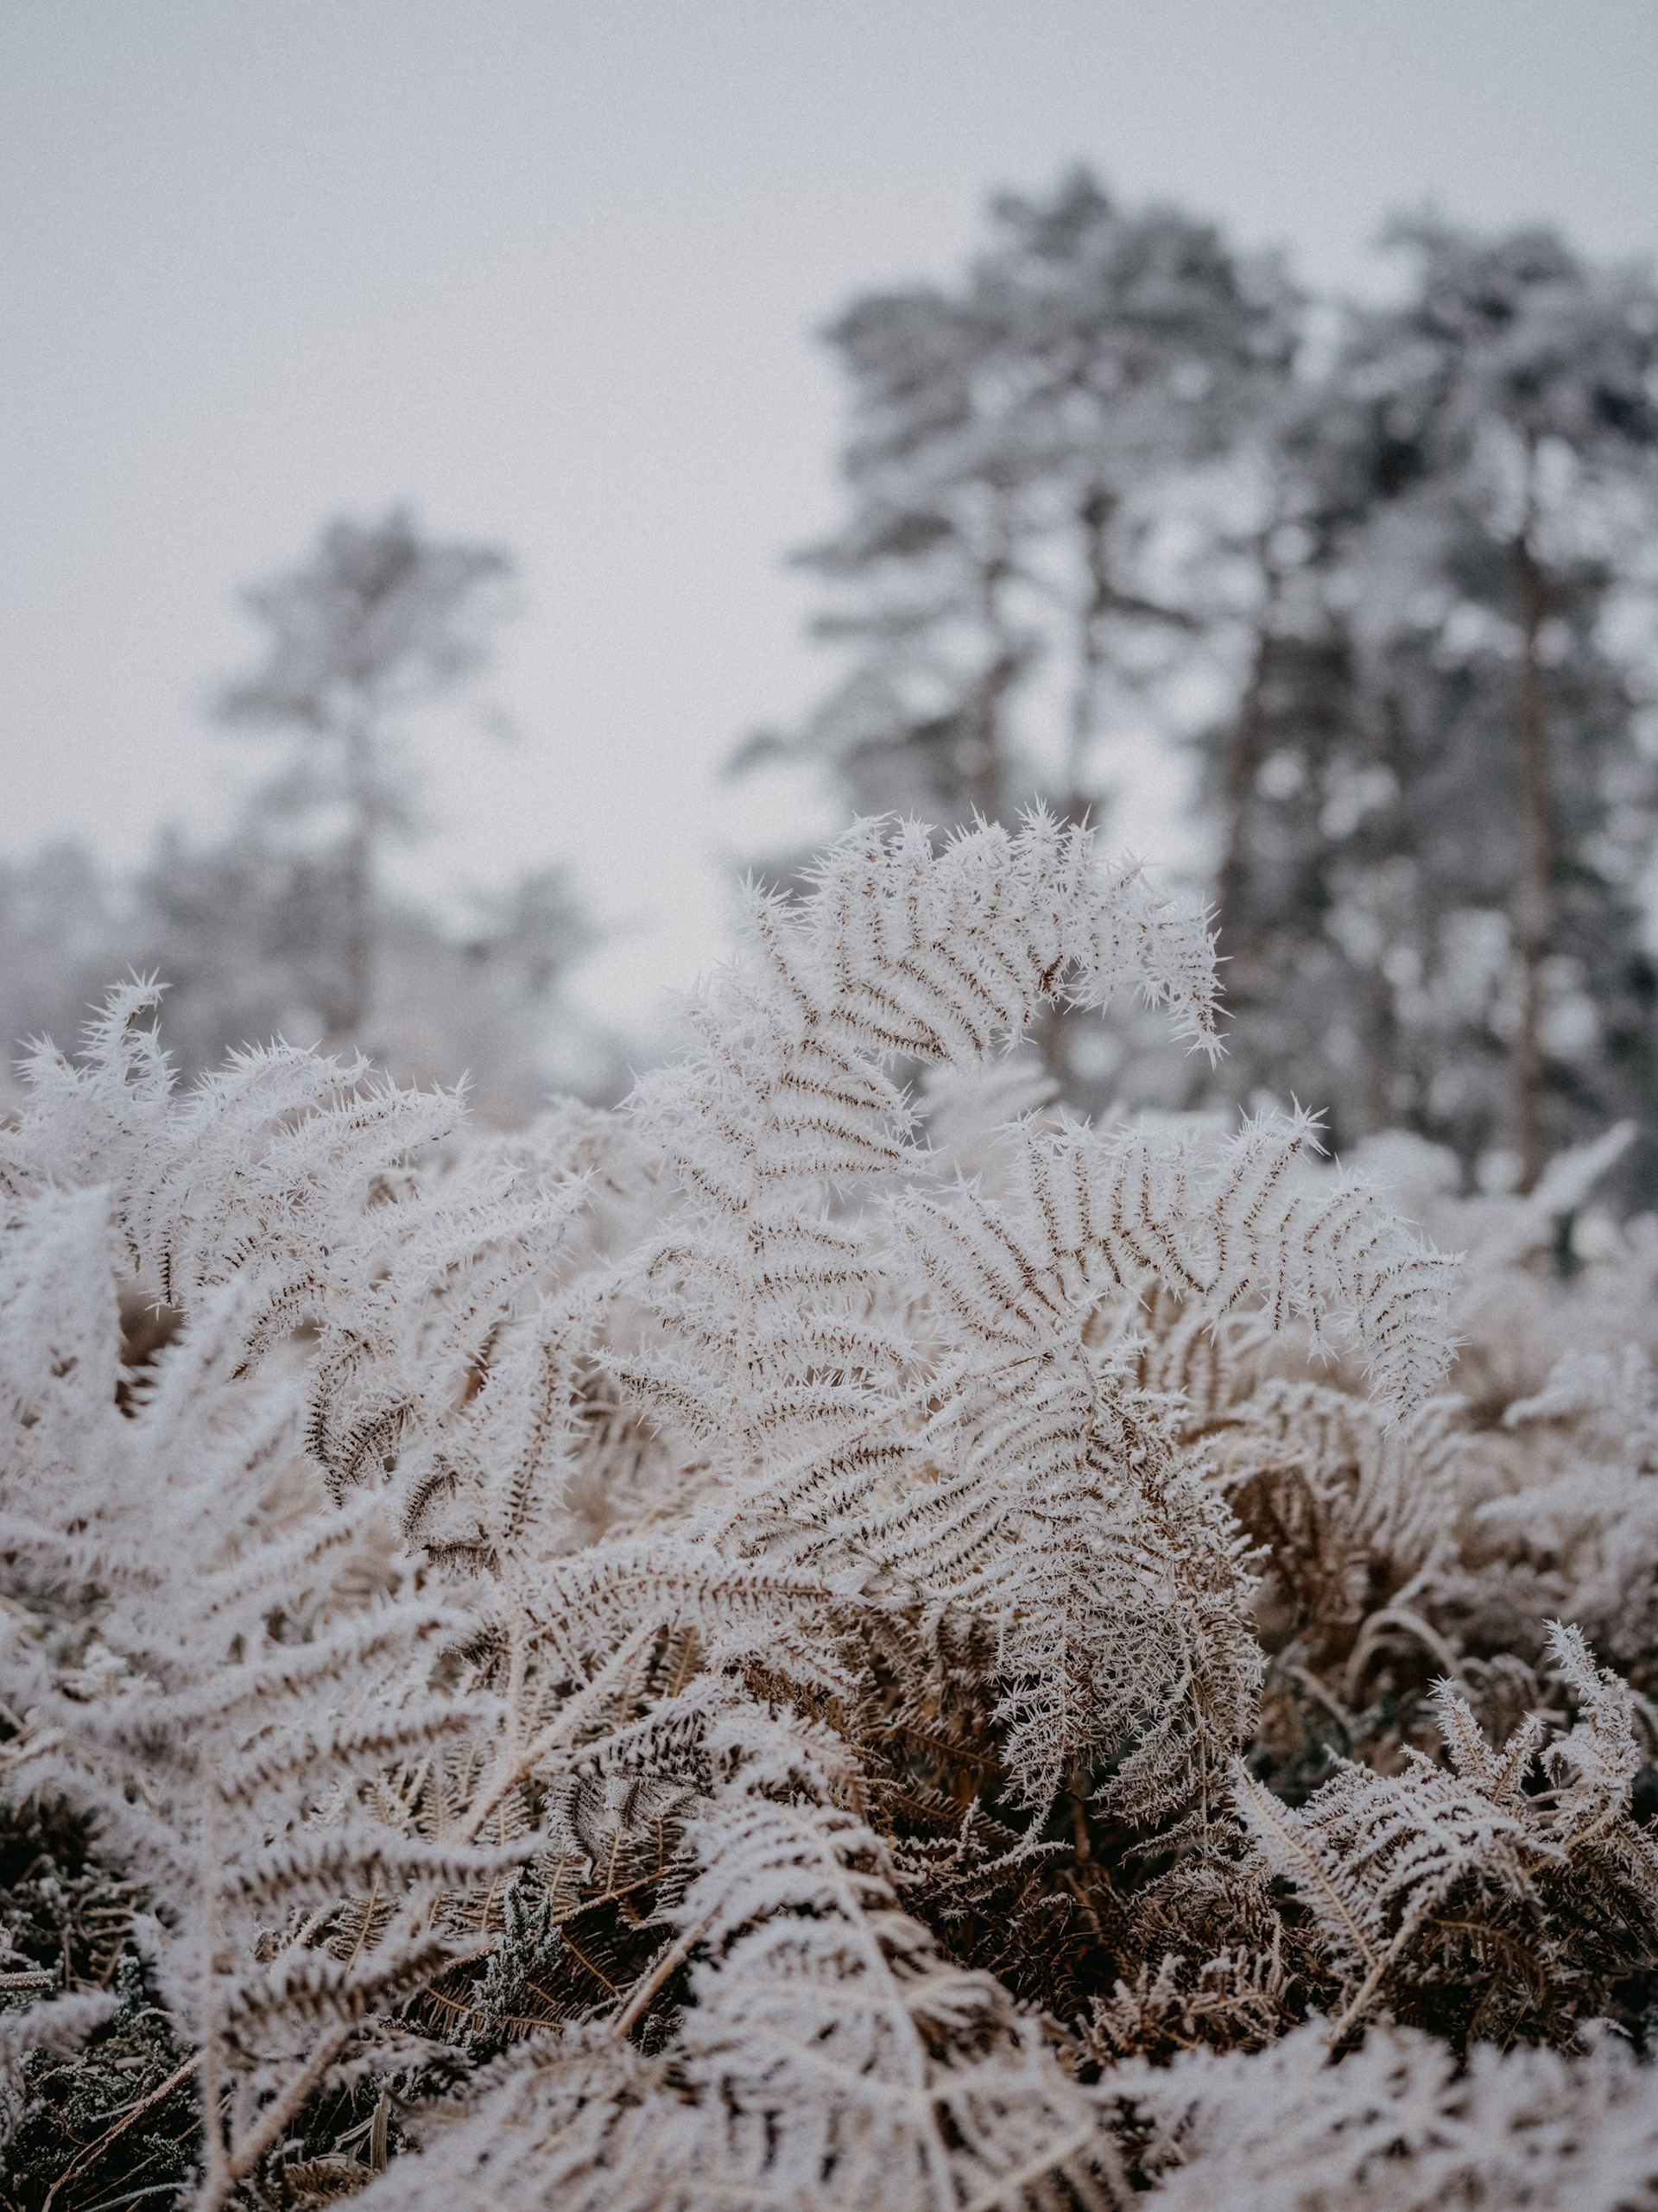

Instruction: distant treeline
[743,168,1658,1199]
[9,174,1658,1188]
[1,512,616,1122]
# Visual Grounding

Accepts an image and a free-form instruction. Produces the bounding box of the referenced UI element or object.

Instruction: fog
[5,3,1656,1029]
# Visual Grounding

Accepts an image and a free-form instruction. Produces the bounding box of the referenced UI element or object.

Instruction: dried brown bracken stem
[41,2051,202,2212]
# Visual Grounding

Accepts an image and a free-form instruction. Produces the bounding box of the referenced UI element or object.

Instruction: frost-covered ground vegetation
[2,817,1656,2210]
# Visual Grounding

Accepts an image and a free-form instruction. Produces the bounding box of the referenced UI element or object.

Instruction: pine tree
[1202,222,1658,1189]
[742,168,1294,863]
[218,508,516,1047]
[0,516,607,1120]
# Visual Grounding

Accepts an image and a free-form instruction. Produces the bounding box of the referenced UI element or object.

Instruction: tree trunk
[1363,692,1411,1135]
[334,719,377,1046]
[1215,610,1275,963]
[1065,484,1114,822]
[1213,532,1292,1032]
[966,497,1020,826]
[1038,486,1118,1095]
[1512,498,1554,1195]
[967,650,1018,825]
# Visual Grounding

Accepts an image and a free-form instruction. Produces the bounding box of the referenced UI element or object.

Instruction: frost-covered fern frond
[1001,1110,1454,1420]
[1233,1741,1541,2044]
[877,1111,1450,1823]
[0,978,595,1531]
[352,1704,1121,2212]
[1113,2017,1658,2212]
[1479,1350,1658,1678]
[1539,1621,1658,1911]
[1209,1380,1462,1670]
[0,980,459,1310]
[780,809,1224,1063]
[621,812,1221,1501]
[606,821,1452,1841]
[883,1241,1258,1829]
[401,1293,592,1572]
[1,818,1496,2205]
[0,1188,528,2206]
[1347,1122,1652,1431]
[1235,1621,1658,2046]
[598,819,1250,1835]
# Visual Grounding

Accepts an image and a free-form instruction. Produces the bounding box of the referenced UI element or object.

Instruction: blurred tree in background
[1204,221,1658,1191]
[753,170,1658,1192]
[6,184,1658,1175]
[218,509,516,1045]
[0,845,121,1072]
[741,168,1292,843]
[0,513,610,1122]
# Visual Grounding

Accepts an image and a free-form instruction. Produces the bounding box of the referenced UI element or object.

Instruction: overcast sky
[4,2,1658,1027]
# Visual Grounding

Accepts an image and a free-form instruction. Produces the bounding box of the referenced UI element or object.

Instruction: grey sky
[3,1,1656,1026]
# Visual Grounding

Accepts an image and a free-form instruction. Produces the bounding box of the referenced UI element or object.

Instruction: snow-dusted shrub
[1,815,1652,2210]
